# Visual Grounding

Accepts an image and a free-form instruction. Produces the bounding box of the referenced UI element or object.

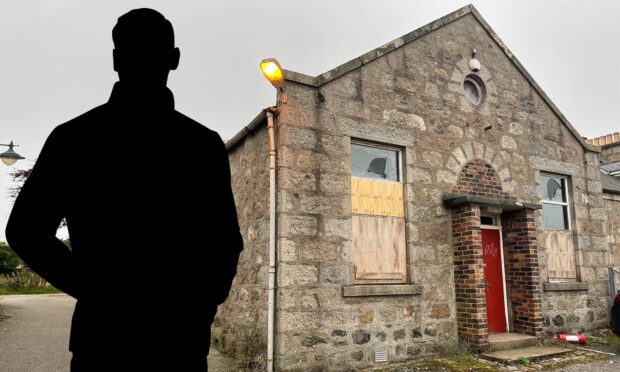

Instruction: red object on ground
[555,333,587,344]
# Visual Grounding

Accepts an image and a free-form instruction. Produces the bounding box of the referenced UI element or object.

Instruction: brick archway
[445,157,543,351]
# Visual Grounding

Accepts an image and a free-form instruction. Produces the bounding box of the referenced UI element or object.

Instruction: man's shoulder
[52,104,108,134]
[172,110,222,143]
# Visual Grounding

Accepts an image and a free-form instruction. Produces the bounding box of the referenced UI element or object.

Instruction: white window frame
[540,173,572,231]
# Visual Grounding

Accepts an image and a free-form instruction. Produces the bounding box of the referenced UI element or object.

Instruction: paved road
[0,294,75,372]
[0,294,237,372]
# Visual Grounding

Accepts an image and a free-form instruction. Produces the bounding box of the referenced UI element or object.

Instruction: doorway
[481,217,508,334]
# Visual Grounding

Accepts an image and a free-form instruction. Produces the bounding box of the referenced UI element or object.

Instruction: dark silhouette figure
[5,9,243,372]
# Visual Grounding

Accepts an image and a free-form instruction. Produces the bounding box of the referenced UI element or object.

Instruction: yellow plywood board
[352,215,406,282]
[351,177,404,217]
[546,230,576,279]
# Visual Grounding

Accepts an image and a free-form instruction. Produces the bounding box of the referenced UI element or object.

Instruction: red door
[481,228,507,333]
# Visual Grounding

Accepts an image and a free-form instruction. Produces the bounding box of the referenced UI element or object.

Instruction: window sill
[543,282,589,292]
[342,284,422,297]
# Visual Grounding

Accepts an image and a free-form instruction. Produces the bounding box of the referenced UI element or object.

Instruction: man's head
[112,9,180,88]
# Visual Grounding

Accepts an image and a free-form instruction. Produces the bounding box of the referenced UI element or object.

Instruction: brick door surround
[449,202,543,351]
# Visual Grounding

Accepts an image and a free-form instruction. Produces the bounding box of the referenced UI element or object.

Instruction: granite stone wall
[211,125,271,359]
[224,11,611,372]
[606,194,620,269]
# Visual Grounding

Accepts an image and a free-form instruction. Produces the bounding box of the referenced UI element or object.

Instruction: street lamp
[0,141,25,166]
[260,58,285,90]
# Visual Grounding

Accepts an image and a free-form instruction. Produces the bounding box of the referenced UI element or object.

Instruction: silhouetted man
[6,8,243,372]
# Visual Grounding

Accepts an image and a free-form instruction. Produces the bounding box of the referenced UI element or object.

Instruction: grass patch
[413,353,498,371]
[516,357,531,366]
[0,286,61,295]
[586,329,620,346]
[541,353,608,370]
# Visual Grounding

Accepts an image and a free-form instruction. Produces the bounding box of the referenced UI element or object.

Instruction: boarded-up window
[350,142,406,283]
[546,230,576,279]
[540,173,576,280]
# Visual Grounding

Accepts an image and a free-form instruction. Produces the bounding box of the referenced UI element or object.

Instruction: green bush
[0,241,23,275]
[2,269,48,289]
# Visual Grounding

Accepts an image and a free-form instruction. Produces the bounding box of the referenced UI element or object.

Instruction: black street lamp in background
[0,141,25,166]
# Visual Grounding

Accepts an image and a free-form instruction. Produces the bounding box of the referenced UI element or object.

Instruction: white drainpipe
[266,109,277,372]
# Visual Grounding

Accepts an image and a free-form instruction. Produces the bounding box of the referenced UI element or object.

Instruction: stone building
[213,5,620,371]
[589,134,620,269]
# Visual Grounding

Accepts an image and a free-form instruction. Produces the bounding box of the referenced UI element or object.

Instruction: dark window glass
[351,143,399,181]
[480,216,494,225]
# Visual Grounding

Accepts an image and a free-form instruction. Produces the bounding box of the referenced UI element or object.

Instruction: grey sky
[1,0,619,242]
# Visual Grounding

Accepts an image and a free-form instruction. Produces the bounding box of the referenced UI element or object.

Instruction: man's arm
[210,131,243,305]
[5,126,79,298]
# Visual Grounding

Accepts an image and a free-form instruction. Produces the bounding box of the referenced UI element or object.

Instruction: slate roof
[602,172,620,194]
[601,161,620,174]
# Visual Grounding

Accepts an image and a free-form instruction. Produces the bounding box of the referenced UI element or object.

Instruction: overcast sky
[1,0,619,242]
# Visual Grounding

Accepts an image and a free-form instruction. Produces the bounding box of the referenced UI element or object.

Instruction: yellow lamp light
[260,58,285,89]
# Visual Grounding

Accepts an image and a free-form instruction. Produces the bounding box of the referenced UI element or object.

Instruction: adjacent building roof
[602,162,620,174]
[602,172,620,195]
[227,4,599,153]
[225,110,267,151]
[587,132,620,147]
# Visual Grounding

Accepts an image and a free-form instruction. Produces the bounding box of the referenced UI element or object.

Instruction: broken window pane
[351,143,399,181]
[540,175,566,202]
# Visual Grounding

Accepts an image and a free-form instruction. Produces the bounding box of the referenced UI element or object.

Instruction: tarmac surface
[0,294,237,372]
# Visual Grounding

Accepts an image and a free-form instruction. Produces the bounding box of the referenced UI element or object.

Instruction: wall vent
[374,348,388,363]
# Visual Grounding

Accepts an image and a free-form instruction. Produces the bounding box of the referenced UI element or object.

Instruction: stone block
[447,125,463,138]
[301,240,339,263]
[280,215,318,237]
[409,168,432,184]
[283,126,318,149]
[320,173,350,196]
[423,151,444,168]
[473,141,485,159]
[462,142,474,160]
[437,169,458,186]
[279,238,298,262]
[280,168,316,192]
[320,264,350,284]
[501,135,517,150]
[323,218,351,239]
[279,310,320,332]
[321,134,349,155]
[382,109,426,131]
[452,147,468,165]
[430,303,451,319]
[509,121,523,135]
[279,263,318,287]
[411,245,436,262]
[446,156,462,175]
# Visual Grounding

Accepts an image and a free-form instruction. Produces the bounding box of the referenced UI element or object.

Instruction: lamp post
[260,57,285,372]
[0,141,25,166]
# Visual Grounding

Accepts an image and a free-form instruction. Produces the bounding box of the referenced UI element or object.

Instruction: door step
[488,333,538,352]
[480,346,571,364]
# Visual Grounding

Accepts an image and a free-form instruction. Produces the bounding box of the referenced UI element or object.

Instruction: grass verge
[0,286,62,295]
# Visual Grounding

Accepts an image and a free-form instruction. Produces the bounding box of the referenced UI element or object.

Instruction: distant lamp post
[260,58,285,90]
[0,141,25,166]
